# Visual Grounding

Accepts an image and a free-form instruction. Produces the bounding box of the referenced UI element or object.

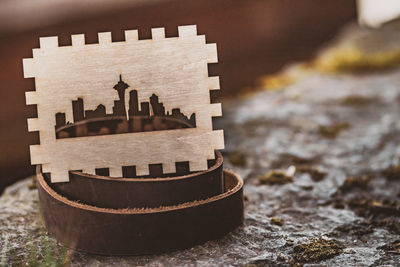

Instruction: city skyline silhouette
[55,75,196,139]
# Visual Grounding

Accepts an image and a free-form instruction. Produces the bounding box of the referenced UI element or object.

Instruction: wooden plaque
[23,25,224,182]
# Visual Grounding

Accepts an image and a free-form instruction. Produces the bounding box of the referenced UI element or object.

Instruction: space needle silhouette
[112,74,130,119]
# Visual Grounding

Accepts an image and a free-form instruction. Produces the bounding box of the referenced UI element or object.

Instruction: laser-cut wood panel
[23,25,224,182]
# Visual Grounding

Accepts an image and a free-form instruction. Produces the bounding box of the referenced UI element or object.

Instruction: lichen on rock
[318,122,350,139]
[259,170,294,185]
[291,238,344,263]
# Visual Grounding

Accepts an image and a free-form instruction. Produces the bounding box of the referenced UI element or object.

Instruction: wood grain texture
[23,25,224,182]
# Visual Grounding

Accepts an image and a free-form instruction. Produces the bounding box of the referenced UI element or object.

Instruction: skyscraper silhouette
[150,94,165,116]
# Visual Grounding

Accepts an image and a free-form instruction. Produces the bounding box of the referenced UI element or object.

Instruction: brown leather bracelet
[42,151,224,209]
[37,168,243,255]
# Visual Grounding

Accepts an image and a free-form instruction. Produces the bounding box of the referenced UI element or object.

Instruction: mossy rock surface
[2,24,400,266]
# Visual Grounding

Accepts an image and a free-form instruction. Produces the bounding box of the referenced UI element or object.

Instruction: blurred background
[5,2,400,265]
[0,0,357,192]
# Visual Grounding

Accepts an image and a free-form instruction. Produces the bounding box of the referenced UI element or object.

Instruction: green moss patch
[340,95,377,106]
[270,217,284,226]
[383,158,400,181]
[259,170,294,185]
[318,122,350,139]
[339,174,373,192]
[296,165,327,182]
[291,238,344,263]
[378,240,400,254]
[331,222,374,237]
[228,151,247,167]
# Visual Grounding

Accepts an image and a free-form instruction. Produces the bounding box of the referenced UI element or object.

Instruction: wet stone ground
[2,71,400,266]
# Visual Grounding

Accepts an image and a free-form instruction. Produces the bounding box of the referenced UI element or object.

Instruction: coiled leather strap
[36,167,243,255]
